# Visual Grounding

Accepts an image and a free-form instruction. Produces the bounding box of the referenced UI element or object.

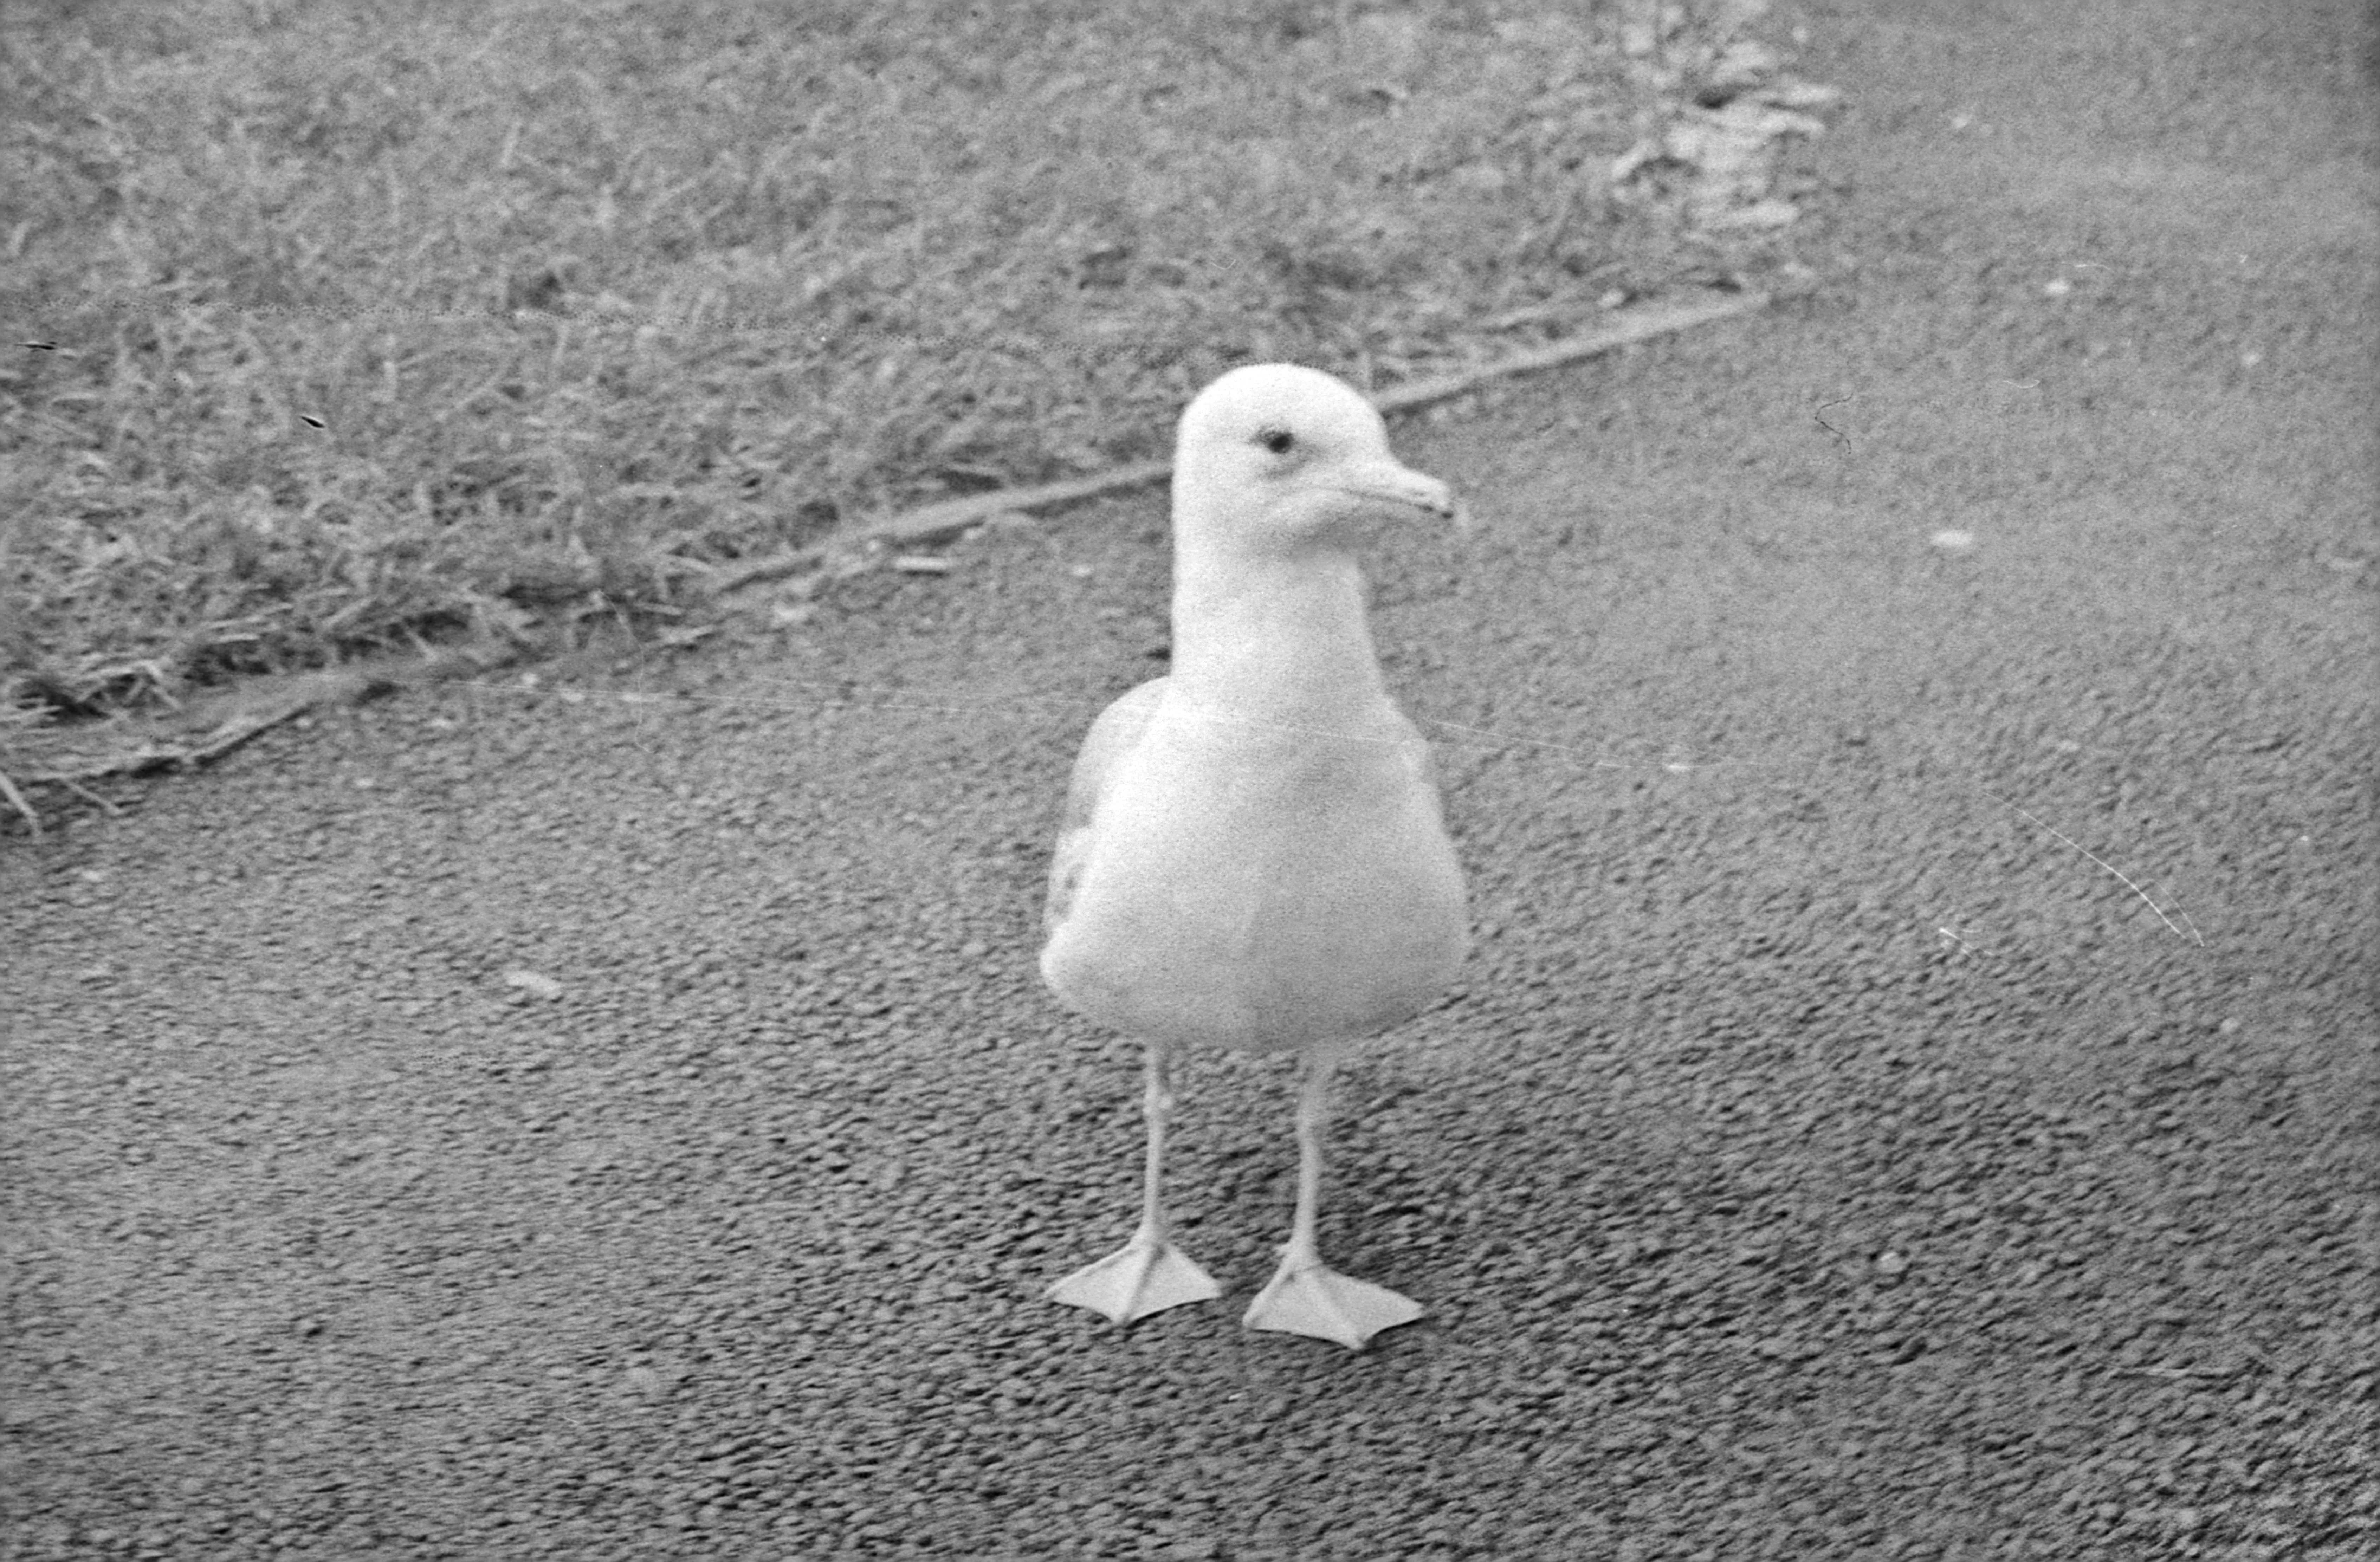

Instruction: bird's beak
[1332,461,1469,533]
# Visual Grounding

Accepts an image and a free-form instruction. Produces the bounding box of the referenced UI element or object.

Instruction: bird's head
[1171,364,1465,557]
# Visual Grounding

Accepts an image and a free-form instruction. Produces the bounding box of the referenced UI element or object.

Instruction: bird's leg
[1046,1042,1222,1324]
[1242,1045,1424,1349]
[1131,1042,1177,1242]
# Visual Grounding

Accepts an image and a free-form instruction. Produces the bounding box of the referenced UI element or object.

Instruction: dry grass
[1,0,1806,724]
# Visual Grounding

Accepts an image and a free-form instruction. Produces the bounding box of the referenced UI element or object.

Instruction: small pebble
[503,970,564,1000]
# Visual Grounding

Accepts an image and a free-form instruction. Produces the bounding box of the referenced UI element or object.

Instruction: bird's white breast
[1040,695,1468,1052]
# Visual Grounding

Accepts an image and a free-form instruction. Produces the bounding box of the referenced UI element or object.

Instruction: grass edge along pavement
[0,290,1768,836]
[0,0,1832,760]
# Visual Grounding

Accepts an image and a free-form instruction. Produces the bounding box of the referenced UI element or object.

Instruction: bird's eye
[1256,427,1295,455]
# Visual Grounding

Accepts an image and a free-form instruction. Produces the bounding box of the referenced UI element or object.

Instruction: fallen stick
[4,291,1772,815]
[0,642,524,793]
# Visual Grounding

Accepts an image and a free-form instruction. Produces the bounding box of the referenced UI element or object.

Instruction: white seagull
[1040,363,1471,1350]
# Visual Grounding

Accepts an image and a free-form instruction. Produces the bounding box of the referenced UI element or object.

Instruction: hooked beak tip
[1329,461,1467,532]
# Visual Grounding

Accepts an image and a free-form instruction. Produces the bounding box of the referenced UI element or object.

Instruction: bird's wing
[1045,676,1168,935]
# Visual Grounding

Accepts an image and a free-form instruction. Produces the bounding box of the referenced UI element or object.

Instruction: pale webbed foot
[1047,1234,1222,1325]
[1242,1252,1423,1349]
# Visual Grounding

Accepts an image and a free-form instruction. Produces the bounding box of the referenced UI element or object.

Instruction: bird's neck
[1168,545,1395,723]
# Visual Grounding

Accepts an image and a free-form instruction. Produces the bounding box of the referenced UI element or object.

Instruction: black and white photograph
[2,0,2371,1556]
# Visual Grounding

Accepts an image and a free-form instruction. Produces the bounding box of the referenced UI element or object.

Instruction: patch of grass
[1,0,1808,722]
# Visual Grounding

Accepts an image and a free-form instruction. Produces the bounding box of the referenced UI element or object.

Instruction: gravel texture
[4,1,2374,1558]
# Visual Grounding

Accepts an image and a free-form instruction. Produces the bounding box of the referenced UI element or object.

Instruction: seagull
[1040,363,1470,1349]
